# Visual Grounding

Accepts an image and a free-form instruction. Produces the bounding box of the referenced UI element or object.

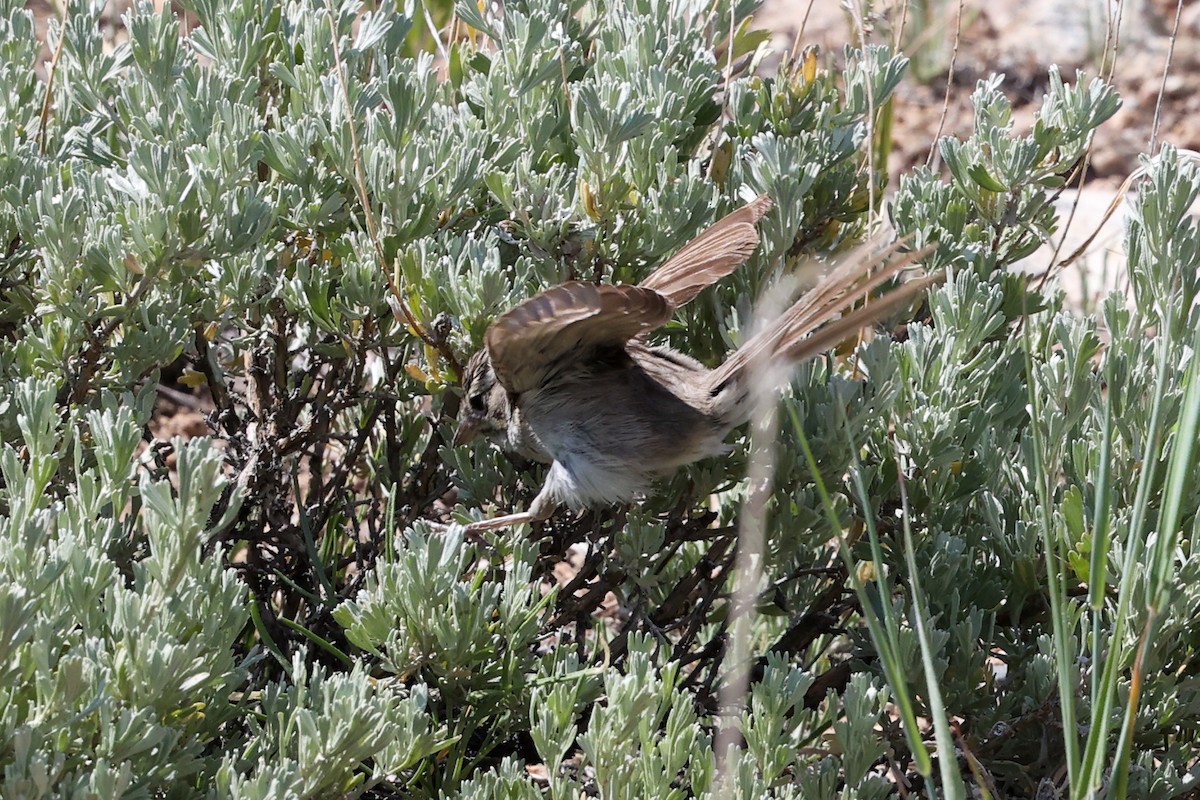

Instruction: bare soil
[756,0,1200,187]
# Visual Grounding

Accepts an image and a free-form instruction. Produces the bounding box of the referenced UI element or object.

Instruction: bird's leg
[462,481,558,533]
[424,482,555,557]
[462,509,540,532]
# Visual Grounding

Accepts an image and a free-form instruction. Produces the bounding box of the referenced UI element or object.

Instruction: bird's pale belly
[514,358,729,507]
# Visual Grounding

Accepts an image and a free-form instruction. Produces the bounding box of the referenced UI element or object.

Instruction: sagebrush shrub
[1,0,1197,797]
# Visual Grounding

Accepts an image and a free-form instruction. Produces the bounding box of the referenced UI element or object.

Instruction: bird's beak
[453,418,481,447]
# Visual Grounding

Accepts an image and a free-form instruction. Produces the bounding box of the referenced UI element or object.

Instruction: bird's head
[454,348,512,447]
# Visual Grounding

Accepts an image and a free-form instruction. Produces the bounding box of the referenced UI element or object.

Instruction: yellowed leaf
[179,368,208,389]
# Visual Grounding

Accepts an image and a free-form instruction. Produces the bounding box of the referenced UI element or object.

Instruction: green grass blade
[787,403,935,783]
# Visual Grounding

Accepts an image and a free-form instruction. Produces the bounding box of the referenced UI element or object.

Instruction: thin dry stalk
[37,0,69,155]
[1098,0,1125,80]
[712,283,791,796]
[790,0,818,61]
[925,0,965,169]
[892,0,911,54]
[1037,0,1124,289]
[1149,0,1185,154]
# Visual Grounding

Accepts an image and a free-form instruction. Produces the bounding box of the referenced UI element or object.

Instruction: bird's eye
[469,393,486,412]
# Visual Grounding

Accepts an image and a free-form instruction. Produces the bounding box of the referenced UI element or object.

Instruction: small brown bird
[454,195,938,531]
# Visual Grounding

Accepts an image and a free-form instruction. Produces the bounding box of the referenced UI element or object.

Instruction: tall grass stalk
[1021,318,1082,789]
[789,402,957,797]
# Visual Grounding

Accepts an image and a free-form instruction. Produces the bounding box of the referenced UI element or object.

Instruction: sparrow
[453,194,939,531]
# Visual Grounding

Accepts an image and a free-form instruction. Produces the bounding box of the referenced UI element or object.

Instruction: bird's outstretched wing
[485,193,772,396]
[638,193,773,307]
[486,281,673,395]
[707,237,941,393]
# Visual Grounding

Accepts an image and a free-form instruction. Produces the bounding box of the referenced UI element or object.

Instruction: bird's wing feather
[486,281,674,395]
[707,238,939,392]
[485,194,772,395]
[638,194,773,307]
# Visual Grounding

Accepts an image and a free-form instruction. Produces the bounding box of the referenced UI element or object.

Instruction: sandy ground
[755,0,1200,182]
[754,0,1200,311]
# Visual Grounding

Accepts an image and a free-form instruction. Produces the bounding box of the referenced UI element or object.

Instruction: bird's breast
[516,343,730,478]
